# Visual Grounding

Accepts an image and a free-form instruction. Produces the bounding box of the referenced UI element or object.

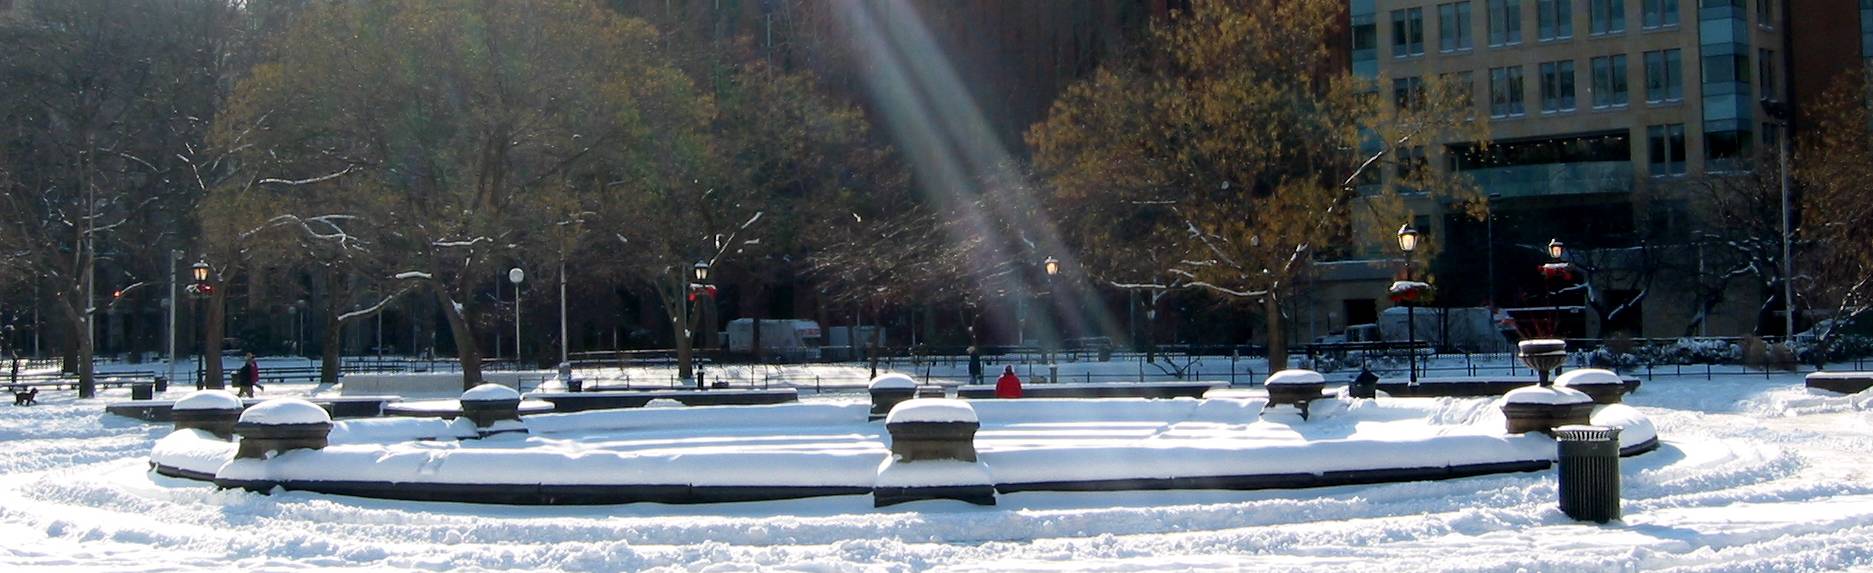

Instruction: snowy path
[1,371,1871,571]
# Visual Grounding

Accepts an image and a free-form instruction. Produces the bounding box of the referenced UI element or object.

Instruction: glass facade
[1701,0,1753,167]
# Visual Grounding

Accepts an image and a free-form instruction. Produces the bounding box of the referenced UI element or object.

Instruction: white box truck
[725,319,823,362]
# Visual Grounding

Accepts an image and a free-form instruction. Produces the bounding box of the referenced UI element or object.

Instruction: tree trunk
[867,304,884,378]
[435,286,482,390]
[321,290,343,385]
[55,292,97,396]
[1264,294,1288,372]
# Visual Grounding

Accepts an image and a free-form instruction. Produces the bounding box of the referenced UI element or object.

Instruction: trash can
[153,375,168,393]
[1555,425,1621,523]
[567,378,584,393]
[131,382,155,401]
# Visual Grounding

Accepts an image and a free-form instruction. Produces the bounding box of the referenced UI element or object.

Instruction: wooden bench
[1806,372,1873,395]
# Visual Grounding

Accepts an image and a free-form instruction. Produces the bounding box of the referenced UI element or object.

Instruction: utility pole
[559,261,568,366]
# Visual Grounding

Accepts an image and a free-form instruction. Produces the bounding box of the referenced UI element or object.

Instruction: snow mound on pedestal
[237,398,331,426]
[462,383,521,402]
[885,398,977,424]
[173,390,242,411]
[868,373,917,390]
[1557,368,1623,386]
[1503,385,1592,405]
[1265,369,1325,385]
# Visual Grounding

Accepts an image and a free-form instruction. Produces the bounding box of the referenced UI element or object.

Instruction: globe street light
[509,267,524,363]
[1397,224,1421,384]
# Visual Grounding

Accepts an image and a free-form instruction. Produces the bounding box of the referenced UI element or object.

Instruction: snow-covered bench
[340,371,553,397]
[1805,371,1873,395]
[955,381,1222,400]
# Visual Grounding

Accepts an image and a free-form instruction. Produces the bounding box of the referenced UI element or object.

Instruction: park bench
[106,395,403,421]
[1805,371,1873,395]
[529,388,800,412]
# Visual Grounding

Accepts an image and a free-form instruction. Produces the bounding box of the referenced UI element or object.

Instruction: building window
[1590,0,1626,35]
[1705,129,1752,172]
[1702,52,1750,85]
[1759,48,1775,97]
[1440,2,1474,52]
[1394,8,1426,57]
[1399,146,1429,180]
[1353,14,1378,60]
[1442,70,1478,111]
[1643,0,1680,28]
[1644,49,1683,103]
[1394,76,1425,109]
[1591,55,1630,108]
[1647,124,1686,176]
[1757,0,1775,28]
[1490,65,1526,117]
[1540,60,1577,112]
[1538,0,1573,41]
[1489,0,1523,46]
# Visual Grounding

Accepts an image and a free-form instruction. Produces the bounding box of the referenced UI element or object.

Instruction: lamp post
[692,260,712,389]
[1397,225,1421,384]
[509,268,524,364]
[287,304,298,358]
[1547,239,1566,331]
[1762,98,1795,342]
[1043,256,1059,383]
[188,259,212,389]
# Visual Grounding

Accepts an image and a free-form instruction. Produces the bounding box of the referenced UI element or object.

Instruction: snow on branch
[337,288,412,322]
[434,237,492,248]
[258,166,356,187]
[394,271,433,281]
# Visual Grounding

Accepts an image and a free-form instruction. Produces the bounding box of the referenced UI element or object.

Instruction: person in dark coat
[233,353,262,398]
[967,346,984,384]
[994,365,1023,399]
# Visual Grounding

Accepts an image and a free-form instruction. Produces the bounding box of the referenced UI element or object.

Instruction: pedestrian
[968,346,984,385]
[994,365,1022,399]
[233,353,262,398]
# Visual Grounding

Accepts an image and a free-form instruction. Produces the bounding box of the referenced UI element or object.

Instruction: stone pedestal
[1263,369,1327,420]
[1500,386,1595,435]
[171,390,244,439]
[1556,368,1629,404]
[232,399,333,459]
[875,398,995,507]
[868,373,919,421]
[460,384,526,437]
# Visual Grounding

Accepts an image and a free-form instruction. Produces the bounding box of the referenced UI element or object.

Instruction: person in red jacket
[994,365,1023,399]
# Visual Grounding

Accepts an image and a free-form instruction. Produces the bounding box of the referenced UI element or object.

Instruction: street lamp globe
[693,260,712,284]
[508,267,525,285]
[1547,239,1566,261]
[1043,256,1060,277]
[1396,224,1420,253]
[191,260,209,283]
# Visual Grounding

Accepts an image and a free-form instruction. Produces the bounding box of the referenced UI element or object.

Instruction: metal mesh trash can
[1555,425,1621,523]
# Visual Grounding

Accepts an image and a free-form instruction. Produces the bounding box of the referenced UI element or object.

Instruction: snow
[1556,368,1624,386]
[5,358,1873,571]
[1389,280,1431,294]
[149,429,237,475]
[1805,371,1873,380]
[867,373,918,390]
[170,390,242,411]
[883,398,977,424]
[1263,369,1325,385]
[460,383,521,402]
[874,458,994,488]
[235,398,331,426]
[1503,385,1594,405]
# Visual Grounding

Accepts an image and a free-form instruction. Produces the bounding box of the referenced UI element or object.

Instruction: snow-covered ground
[2,361,1872,571]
